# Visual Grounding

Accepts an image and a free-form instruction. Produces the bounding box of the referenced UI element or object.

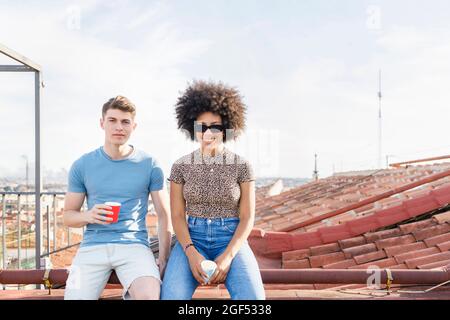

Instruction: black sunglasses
[194,123,225,133]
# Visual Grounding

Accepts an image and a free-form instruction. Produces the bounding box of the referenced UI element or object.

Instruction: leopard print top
[168,148,255,218]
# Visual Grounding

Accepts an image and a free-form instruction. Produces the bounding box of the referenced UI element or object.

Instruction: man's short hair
[102,95,136,118]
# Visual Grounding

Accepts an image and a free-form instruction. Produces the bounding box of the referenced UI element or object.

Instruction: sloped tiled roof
[280,211,450,290]
[282,210,450,289]
[255,163,450,232]
[250,163,450,272]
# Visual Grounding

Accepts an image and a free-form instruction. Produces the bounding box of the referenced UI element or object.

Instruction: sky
[1,0,450,183]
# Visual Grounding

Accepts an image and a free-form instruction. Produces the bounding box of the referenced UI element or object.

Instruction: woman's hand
[157,258,168,279]
[209,252,233,284]
[186,247,209,285]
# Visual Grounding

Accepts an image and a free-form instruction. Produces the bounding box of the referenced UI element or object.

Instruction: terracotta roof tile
[291,231,323,249]
[283,259,311,269]
[303,206,329,216]
[389,263,408,269]
[342,243,377,259]
[363,228,403,243]
[404,251,450,269]
[437,240,450,252]
[393,247,441,264]
[267,216,288,225]
[337,236,367,249]
[309,252,346,268]
[432,211,450,224]
[412,223,450,241]
[337,194,364,202]
[403,195,439,217]
[261,213,279,221]
[353,250,387,265]
[417,259,450,270]
[309,243,341,256]
[318,225,352,243]
[249,228,266,238]
[282,249,311,261]
[347,215,380,235]
[398,219,437,234]
[375,234,416,250]
[290,215,313,225]
[375,207,410,227]
[423,233,450,247]
[403,188,432,199]
[333,214,360,224]
[348,257,398,269]
[272,220,295,232]
[283,211,303,220]
[383,242,427,257]
[431,184,450,206]
[322,259,357,269]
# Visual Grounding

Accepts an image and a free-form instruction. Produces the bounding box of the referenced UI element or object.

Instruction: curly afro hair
[175,80,247,142]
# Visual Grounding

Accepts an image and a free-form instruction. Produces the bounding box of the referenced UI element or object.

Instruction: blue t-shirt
[67,146,164,248]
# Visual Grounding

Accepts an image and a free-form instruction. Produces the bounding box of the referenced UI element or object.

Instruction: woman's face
[195,112,224,150]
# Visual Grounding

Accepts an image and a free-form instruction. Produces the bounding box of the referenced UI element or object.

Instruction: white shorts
[64,243,161,300]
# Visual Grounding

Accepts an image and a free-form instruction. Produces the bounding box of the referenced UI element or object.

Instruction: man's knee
[128,276,160,300]
[130,289,159,300]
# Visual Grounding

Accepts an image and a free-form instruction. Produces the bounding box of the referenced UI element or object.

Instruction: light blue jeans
[161,216,265,300]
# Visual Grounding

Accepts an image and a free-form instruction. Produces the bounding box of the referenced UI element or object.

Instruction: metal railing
[1,43,43,273]
[1,192,83,273]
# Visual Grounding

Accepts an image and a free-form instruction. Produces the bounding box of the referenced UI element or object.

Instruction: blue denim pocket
[221,220,239,234]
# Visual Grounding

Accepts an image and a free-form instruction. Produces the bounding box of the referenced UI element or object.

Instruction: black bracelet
[184,243,195,253]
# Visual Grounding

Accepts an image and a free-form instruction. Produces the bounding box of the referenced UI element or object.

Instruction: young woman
[161,80,265,300]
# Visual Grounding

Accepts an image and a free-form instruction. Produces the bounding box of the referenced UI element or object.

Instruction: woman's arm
[170,181,208,284]
[150,188,173,277]
[209,180,255,284]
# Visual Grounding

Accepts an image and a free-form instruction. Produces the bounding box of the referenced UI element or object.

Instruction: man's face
[100,109,136,145]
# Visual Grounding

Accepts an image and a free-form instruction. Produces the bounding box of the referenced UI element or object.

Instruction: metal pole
[377,69,382,169]
[2,195,7,270]
[46,205,50,255]
[17,195,21,270]
[53,194,57,252]
[66,194,71,246]
[25,156,29,224]
[1,268,450,286]
[67,227,71,246]
[1,195,5,290]
[34,70,42,273]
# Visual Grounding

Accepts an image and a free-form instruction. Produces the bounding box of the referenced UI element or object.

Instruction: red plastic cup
[104,202,121,223]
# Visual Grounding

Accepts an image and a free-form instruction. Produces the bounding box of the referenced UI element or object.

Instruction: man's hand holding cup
[83,202,121,225]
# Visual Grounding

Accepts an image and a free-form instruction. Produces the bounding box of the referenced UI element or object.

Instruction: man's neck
[103,143,133,160]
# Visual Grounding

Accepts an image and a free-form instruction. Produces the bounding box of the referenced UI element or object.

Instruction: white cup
[201,260,217,284]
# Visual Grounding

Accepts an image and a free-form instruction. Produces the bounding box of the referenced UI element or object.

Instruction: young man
[63,96,172,300]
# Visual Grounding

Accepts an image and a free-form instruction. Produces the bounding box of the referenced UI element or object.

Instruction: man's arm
[150,188,173,275]
[63,192,113,228]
